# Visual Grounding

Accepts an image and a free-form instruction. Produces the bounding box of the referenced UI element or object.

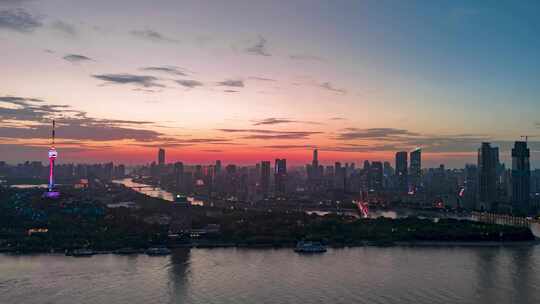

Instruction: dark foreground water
[1,246,540,304]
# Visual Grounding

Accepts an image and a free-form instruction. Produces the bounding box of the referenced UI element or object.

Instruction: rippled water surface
[1,246,540,304]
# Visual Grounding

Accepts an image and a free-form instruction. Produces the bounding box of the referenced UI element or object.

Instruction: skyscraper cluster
[474,141,532,215]
[35,140,531,215]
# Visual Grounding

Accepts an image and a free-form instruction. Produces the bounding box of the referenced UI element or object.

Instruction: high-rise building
[432,164,447,195]
[308,149,323,179]
[478,142,499,211]
[370,161,383,191]
[174,162,184,191]
[532,169,540,195]
[104,162,114,181]
[158,148,166,166]
[215,160,222,176]
[383,161,393,176]
[464,164,478,210]
[512,141,530,215]
[383,161,394,188]
[307,149,324,192]
[316,149,324,176]
[410,148,422,189]
[334,161,345,190]
[260,161,271,197]
[363,160,371,189]
[195,165,203,179]
[274,159,287,195]
[363,160,371,170]
[395,151,408,192]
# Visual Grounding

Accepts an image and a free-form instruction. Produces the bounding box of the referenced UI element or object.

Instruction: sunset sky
[1,0,540,168]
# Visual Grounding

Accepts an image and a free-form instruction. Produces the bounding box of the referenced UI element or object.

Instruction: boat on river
[68,249,94,257]
[145,247,171,256]
[294,241,327,253]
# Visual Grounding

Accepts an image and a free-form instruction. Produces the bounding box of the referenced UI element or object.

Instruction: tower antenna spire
[45,119,59,197]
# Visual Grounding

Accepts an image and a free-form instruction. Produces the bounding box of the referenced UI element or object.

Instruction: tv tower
[47,120,58,193]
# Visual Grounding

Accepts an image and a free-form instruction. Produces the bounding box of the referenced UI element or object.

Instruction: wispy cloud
[242,133,318,140]
[135,136,540,155]
[218,128,300,134]
[217,79,244,87]
[92,73,164,88]
[132,88,162,94]
[0,96,44,104]
[0,144,98,159]
[176,79,203,88]
[175,138,231,144]
[319,82,346,94]
[130,29,178,43]
[140,66,189,76]
[217,128,322,140]
[289,54,325,61]
[0,0,35,5]
[252,117,322,126]
[334,127,495,153]
[336,128,420,141]
[0,124,161,141]
[253,118,295,126]
[0,95,163,142]
[321,144,406,153]
[0,8,42,33]
[130,137,233,148]
[249,76,276,82]
[263,144,317,150]
[63,54,92,63]
[246,35,271,56]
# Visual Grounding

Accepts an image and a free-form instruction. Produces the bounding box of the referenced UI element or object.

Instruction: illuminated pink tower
[47,120,58,193]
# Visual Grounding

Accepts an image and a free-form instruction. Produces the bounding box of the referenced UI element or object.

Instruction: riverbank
[192,240,540,249]
[2,186,537,255]
[2,238,540,255]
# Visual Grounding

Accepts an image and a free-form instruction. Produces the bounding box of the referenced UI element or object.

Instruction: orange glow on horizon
[59,145,477,168]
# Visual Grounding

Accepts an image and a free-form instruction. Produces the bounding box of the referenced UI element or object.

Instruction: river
[112,178,204,206]
[1,246,540,304]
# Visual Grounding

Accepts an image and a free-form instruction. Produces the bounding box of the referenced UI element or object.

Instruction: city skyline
[3,3,540,303]
[2,1,540,167]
